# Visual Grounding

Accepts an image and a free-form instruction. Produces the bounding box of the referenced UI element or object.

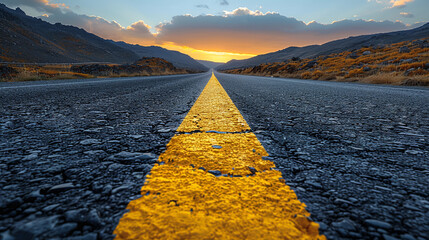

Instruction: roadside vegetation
[222,39,429,86]
[0,57,194,82]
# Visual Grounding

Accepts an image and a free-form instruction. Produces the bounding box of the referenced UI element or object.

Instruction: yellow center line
[113,73,326,239]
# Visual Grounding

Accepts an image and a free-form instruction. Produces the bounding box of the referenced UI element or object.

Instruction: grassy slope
[1,58,194,82]
[222,39,429,86]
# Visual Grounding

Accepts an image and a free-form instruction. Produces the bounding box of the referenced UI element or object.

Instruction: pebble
[208,170,222,176]
[42,204,60,212]
[11,215,59,239]
[158,128,171,133]
[49,223,78,237]
[334,198,353,205]
[112,185,131,194]
[212,145,222,149]
[383,234,400,240]
[129,135,144,139]
[87,209,101,227]
[84,150,106,155]
[332,218,357,231]
[48,183,75,194]
[248,166,257,174]
[65,208,87,223]
[22,154,38,161]
[79,139,101,145]
[66,233,98,240]
[364,219,393,229]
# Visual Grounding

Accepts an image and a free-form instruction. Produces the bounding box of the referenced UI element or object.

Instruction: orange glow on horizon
[158,42,256,63]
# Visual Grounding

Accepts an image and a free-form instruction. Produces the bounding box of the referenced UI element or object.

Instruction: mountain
[197,60,224,69]
[0,3,208,72]
[217,23,429,70]
[112,41,208,72]
[0,3,139,64]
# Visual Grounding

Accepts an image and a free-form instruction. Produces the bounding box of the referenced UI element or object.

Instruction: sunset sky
[3,0,428,62]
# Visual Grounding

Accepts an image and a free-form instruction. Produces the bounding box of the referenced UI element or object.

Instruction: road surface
[0,72,428,239]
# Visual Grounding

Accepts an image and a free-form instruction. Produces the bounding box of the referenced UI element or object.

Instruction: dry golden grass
[223,38,429,86]
[1,61,191,82]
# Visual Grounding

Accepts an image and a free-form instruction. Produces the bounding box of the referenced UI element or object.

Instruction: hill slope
[217,23,429,70]
[0,4,139,64]
[222,39,429,86]
[197,60,224,69]
[112,41,208,72]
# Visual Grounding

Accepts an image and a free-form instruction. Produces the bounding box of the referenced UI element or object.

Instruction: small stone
[334,198,353,205]
[158,128,171,133]
[399,46,410,53]
[365,219,393,229]
[48,183,75,193]
[305,181,323,189]
[102,185,112,195]
[198,167,206,171]
[362,51,372,55]
[129,135,144,139]
[66,233,97,240]
[108,163,123,171]
[87,209,101,227]
[405,150,423,155]
[84,150,106,155]
[375,186,392,191]
[403,204,420,211]
[212,145,222,149]
[79,139,101,145]
[208,170,222,176]
[112,185,130,194]
[383,234,400,240]
[401,234,417,240]
[42,204,60,212]
[23,154,38,161]
[6,197,23,209]
[65,209,87,223]
[11,215,59,239]
[49,223,78,237]
[248,166,257,174]
[4,120,14,129]
[332,218,357,231]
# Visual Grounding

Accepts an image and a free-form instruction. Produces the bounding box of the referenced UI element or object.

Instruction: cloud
[2,0,155,45]
[196,4,209,9]
[390,0,414,8]
[155,8,410,54]
[400,12,414,18]
[0,2,417,60]
[369,0,414,8]
[219,0,229,6]
[224,7,269,16]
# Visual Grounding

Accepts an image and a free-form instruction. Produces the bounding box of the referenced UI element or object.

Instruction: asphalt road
[216,72,429,240]
[0,72,428,239]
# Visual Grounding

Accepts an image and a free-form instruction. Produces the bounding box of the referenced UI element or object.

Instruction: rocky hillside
[0,4,209,73]
[112,42,208,72]
[217,23,429,70]
[0,4,139,64]
[1,57,194,82]
[222,39,429,86]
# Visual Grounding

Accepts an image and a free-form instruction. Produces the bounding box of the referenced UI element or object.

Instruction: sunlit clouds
[390,0,414,8]
[2,0,425,62]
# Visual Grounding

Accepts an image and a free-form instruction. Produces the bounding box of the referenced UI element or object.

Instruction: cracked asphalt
[216,72,429,240]
[0,71,428,240]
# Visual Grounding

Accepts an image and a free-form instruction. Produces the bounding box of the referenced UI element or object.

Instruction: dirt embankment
[1,57,200,82]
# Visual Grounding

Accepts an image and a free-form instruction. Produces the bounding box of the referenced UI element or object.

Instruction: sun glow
[159,42,256,63]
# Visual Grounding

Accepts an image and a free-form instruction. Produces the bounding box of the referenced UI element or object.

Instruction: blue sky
[2,0,428,61]
[44,0,428,31]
